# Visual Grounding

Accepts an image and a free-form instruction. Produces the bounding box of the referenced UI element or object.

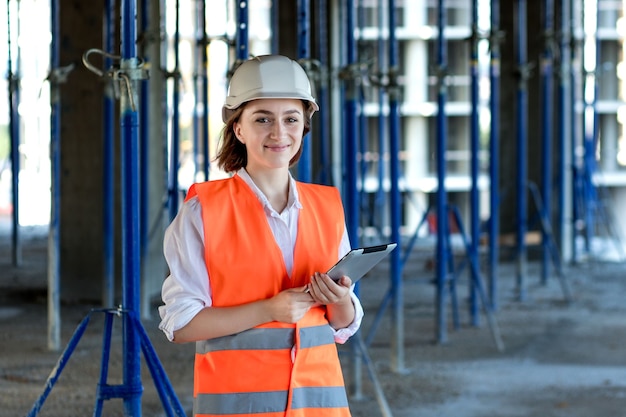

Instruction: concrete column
[58,1,105,302]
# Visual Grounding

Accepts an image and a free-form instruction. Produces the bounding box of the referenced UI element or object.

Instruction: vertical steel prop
[236,1,248,61]
[571,0,583,262]
[342,0,364,401]
[435,0,450,343]
[557,0,571,257]
[297,0,312,182]
[48,0,61,351]
[103,0,116,308]
[375,0,386,228]
[119,1,143,412]
[200,1,209,180]
[139,0,150,278]
[515,0,529,301]
[193,0,209,181]
[168,0,181,221]
[468,0,481,325]
[271,0,279,54]
[315,0,331,185]
[344,0,359,259]
[7,0,20,266]
[540,0,555,285]
[387,0,405,371]
[488,0,501,309]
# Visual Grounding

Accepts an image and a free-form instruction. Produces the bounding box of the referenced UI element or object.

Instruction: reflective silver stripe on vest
[299,324,334,348]
[196,324,334,354]
[194,387,349,415]
[291,386,349,409]
[194,390,288,415]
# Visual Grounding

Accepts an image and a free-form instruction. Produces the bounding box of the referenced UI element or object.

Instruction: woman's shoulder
[295,181,341,203]
[187,177,235,199]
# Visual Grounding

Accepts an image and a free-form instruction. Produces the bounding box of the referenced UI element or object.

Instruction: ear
[233,122,244,144]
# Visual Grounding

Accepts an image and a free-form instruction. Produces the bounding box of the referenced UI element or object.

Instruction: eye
[255,117,270,124]
[286,117,299,123]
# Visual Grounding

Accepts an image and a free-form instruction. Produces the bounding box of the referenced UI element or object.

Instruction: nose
[269,122,285,139]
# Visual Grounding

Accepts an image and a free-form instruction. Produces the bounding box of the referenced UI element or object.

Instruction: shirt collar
[236,168,303,213]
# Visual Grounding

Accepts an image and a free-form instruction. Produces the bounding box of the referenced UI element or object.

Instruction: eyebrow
[251,108,303,116]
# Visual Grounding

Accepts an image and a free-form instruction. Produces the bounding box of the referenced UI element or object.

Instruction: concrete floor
[1,221,626,417]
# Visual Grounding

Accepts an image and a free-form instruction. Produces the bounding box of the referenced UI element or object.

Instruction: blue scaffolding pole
[103,0,116,308]
[139,0,151,319]
[342,0,364,401]
[468,0,481,325]
[540,0,555,285]
[193,0,209,181]
[168,0,181,221]
[7,0,20,267]
[48,0,61,351]
[314,0,331,185]
[297,0,312,183]
[374,0,387,233]
[557,0,571,260]
[387,0,404,372]
[119,1,143,412]
[435,0,451,344]
[488,0,501,310]
[514,0,529,301]
[236,1,248,61]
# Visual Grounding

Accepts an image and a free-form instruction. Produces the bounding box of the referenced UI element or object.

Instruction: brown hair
[215,100,315,173]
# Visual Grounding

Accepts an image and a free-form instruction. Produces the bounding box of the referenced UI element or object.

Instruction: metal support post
[469,0,481,326]
[540,0,555,285]
[236,1,248,60]
[7,0,21,267]
[139,0,150,285]
[514,0,529,301]
[297,0,312,182]
[48,0,60,352]
[435,0,451,344]
[373,0,387,234]
[488,0,502,310]
[557,0,571,262]
[387,0,405,373]
[193,0,209,181]
[167,0,181,222]
[120,1,143,412]
[314,0,331,185]
[343,0,364,401]
[103,0,116,308]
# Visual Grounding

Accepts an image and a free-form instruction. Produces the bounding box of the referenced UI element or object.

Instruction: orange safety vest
[187,174,352,417]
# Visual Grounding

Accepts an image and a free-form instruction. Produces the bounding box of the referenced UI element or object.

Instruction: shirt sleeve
[158,196,211,342]
[331,226,365,344]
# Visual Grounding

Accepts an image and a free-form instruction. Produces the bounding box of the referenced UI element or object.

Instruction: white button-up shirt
[158,169,364,343]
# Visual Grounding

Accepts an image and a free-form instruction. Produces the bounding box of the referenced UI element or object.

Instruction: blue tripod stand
[26,308,186,417]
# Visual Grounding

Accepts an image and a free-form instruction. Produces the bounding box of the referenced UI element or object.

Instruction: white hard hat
[222,55,319,122]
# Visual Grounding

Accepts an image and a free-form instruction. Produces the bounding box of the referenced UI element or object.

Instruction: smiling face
[233,99,306,173]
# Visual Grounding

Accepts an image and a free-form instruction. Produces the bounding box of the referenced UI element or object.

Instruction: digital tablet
[327,243,397,283]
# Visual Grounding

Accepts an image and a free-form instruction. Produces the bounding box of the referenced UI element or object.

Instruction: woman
[159,55,363,417]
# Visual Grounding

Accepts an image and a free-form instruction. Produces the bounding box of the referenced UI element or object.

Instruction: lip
[265,144,291,151]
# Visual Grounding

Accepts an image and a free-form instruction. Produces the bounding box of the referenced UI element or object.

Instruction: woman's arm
[172,286,316,343]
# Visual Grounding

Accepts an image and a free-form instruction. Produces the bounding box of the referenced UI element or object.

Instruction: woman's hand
[306,272,355,330]
[306,272,352,306]
[267,286,316,324]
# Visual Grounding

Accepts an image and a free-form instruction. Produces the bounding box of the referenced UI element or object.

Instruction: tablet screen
[326,243,397,283]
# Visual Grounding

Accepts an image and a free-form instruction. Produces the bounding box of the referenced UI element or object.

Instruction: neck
[244,167,290,212]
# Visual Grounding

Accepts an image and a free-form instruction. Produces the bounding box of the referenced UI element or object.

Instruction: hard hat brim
[222,94,319,123]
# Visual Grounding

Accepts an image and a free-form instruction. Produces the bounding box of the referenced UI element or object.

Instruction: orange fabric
[188,175,351,417]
